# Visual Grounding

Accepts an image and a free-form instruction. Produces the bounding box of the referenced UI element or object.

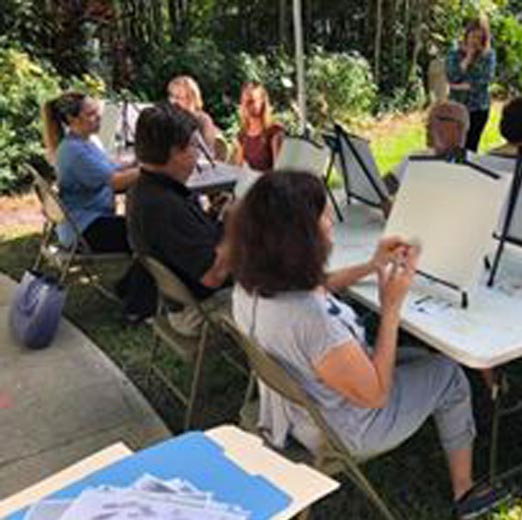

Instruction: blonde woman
[167,75,219,154]
[234,82,284,171]
[446,16,496,151]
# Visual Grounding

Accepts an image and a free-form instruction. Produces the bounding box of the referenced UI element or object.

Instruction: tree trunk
[279,0,287,48]
[374,0,383,83]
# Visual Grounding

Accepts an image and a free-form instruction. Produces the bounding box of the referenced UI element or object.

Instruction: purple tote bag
[9,270,67,349]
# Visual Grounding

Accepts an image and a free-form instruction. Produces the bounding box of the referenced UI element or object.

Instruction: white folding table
[329,203,522,369]
[329,202,522,480]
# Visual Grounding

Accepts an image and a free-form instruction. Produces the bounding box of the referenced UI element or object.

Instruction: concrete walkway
[0,274,170,500]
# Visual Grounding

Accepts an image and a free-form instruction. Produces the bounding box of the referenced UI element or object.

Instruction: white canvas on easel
[338,132,389,206]
[383,159,510,293]
[274,137,330,177]
[98,102,121,153]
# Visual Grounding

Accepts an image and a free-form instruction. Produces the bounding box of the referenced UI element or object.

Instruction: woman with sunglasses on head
[42,92,155,323]
[446,16,496,152]
[229,171,510,519]
[42,92,138,253]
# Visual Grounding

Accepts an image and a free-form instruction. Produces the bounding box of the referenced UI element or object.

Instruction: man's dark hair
[135,102,199,164]
[229,171,328,297]
[500,97,522,145]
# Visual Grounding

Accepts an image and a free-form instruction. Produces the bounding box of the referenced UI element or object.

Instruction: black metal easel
[487,147,522,287]
[333,123,391,210]
[120,99,143,148]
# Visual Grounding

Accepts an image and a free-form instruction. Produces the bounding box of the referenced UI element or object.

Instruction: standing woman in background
[446,16,496,152]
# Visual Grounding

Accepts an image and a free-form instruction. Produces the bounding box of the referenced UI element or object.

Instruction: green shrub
[130,37,235,123]
[235,48,377,131]
[0,47,60,193]
[376,72,427,115]
[305,49,377,127]
[0,46,105,194]
[491,12,522,94]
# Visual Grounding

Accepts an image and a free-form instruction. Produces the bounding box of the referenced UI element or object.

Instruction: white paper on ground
[24,500,72,520]
[59,488,250,520]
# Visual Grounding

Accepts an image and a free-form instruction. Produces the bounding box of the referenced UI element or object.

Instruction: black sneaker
[454,482,512,519]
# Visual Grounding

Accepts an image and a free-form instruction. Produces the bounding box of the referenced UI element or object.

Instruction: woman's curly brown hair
[229,171,329,297]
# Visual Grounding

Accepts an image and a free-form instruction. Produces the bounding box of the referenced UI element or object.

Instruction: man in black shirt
[127,103,231,332]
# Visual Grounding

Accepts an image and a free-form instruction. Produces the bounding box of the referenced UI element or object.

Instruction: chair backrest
[334,124,390,207]
[26,164,67,226]
[214,134,229,162]
[274,136,330,178]
[140,255,199,309]
[27,163,97,256]
[219,315,343,450]
[219,315,399,520]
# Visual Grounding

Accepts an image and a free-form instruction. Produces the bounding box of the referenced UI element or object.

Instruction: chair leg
[81,261,119,302]
[184,324,209,431]
[33,223,54,272]
[489,368,502,483]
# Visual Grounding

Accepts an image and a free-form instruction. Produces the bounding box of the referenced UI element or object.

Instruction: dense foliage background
[0,0,520,193]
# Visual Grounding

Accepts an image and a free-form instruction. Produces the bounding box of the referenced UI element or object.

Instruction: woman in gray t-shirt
[229,171,506,518]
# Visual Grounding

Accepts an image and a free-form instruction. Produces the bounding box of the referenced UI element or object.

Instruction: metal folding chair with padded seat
[140,255,247,431]
[219,315,398,520]
[27,164,129,300]
[274,135,344,221]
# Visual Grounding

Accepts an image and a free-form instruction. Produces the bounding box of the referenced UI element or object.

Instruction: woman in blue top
[42,93,156,323]
[42,92,138,252]
[446,16,496,152]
